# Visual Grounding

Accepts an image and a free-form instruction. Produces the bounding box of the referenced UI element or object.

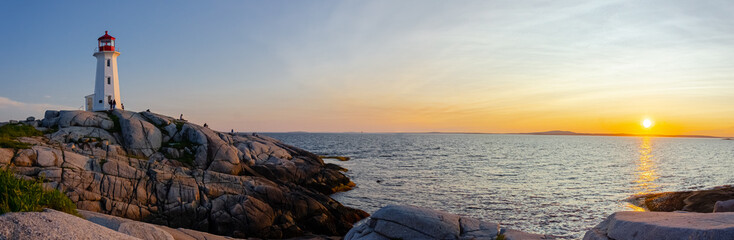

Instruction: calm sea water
[267,133,734,239]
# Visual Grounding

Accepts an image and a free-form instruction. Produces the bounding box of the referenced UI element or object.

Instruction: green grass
[0,123,43,149]
[174,121,184,132]
[0,138,32,149]
[161,140,197,166]
[43,126,59,134]
[0,168,78,216]
[106,113,122,133]
[0,123,43,139]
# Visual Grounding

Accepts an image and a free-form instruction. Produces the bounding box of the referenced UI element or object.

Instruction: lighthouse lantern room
[88,31,122,111]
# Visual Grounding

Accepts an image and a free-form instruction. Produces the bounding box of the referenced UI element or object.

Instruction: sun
[642,119,653,129]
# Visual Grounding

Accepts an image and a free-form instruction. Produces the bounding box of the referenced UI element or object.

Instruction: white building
[86,31,122,111]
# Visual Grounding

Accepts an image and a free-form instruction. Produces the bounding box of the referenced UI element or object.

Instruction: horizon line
[253,130,725,139]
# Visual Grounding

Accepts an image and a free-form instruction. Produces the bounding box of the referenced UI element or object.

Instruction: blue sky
[2,1,734,135]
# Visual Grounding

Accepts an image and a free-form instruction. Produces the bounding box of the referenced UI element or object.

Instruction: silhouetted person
[121,103,125,110]
[231,129,234,134]
[179,114,184,120]
[203,123,208,128]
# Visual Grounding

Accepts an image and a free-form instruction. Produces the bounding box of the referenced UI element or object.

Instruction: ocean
[267,133,734,239]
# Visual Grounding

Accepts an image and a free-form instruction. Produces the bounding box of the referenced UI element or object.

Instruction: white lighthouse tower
[88,31,122,111]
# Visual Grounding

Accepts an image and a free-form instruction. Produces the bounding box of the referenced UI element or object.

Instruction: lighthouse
[87,31,122,111]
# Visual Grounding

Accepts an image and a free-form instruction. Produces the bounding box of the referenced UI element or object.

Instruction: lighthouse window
[107,77,111,84]
[107,59,110,66]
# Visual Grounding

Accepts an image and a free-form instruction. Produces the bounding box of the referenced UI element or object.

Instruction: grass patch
[161,140,197,166]
[174,121,184,132]
[0,123,43,149]
[43,126,59,134]
[176,153,195,166]
[0,123,43,139]
[0,168,78,216]
[0,138,32,149]
[106,112,122,133]
[496,233,505,240]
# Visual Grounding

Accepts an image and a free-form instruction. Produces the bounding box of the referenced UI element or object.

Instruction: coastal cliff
[0,109,368,239]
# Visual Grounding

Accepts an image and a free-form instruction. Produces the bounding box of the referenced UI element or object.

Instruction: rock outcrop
[627,185,734,212]
[714,199,734,213]
[0,209,139,240]
[80,209,237,240]
[583,211,734,240]
[345,205,552,240]
[1,109,367,239]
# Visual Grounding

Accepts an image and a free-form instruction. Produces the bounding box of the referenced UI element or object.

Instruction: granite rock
[55,110,115,130]
[2,109,367,239]
[583,211,734,240]
[345,205,499,240]
[113,110,163,158]
[49,126,118,145]
[0,209,139,240]
[714,199,734,213]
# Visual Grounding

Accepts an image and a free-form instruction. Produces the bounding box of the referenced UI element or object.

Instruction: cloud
[0,96,76,121]
[0,97,24,108]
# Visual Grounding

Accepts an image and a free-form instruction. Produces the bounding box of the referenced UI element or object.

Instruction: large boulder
[118,221,175,240]
[627,186,734,212]
[112,110,162,158]
[0,148,14,165]
[583,211,734,240]
[54,110,115,130]
[49,126,118,145]
[80,209,238,240]
[345,205,499,240]
[0,209,139,240]
[714,199,734,213]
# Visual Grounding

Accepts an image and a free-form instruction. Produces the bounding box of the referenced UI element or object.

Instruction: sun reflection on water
[627,137,660,211]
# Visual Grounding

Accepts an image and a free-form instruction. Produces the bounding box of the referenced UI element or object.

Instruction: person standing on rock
[121,103,125,110]
[112,100,117,110]
[203,123,208,128]
[179,114,184,120]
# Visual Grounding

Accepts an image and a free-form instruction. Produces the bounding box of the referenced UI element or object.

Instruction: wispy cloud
[0,96,76,121]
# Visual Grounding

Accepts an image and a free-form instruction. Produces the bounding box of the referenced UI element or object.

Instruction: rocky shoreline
[3,110,734,239]
[1,109,367,238]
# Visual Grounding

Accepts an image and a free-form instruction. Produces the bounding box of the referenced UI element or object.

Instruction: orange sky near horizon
[2,1,734,137]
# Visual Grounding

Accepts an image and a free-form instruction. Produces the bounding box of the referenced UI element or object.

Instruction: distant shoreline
[264,131,724,138]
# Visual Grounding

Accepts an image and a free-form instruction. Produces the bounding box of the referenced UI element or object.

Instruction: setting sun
[642,119,654,129]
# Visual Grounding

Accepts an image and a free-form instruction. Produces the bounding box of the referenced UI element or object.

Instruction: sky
[2,0,734,136]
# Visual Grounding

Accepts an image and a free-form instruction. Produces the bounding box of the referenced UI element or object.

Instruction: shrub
[106,113,122,133]
[0,124,43,149]
[0,138,32,149]
[0,124,43,139]
[161,140,197,166]
[174,121,184,132]
[0,168,78,216]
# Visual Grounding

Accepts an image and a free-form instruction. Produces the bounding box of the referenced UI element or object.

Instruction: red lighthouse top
[98,31,116,52]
